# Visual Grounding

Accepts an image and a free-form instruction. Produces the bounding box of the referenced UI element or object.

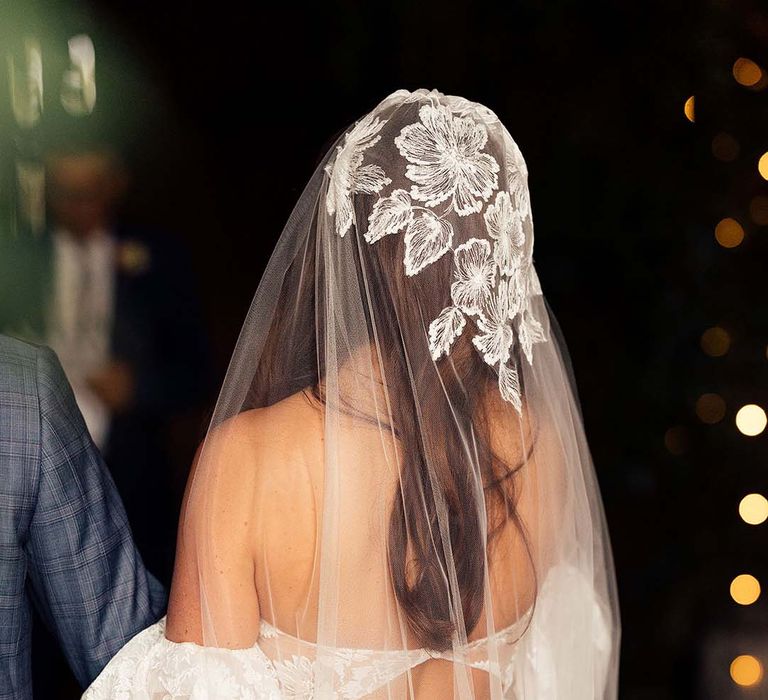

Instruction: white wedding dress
[83,563,612,699]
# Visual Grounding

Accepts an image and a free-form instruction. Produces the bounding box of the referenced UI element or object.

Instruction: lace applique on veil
[323,93,549,413]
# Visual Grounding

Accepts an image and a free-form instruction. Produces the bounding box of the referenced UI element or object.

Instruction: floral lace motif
[82,617,283,699]
[83,610,533,699]
[259,609,532,699]
[324,112,391,238]
[324,92,548,412]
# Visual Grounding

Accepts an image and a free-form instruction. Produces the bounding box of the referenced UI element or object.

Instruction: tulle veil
[165,87,621,699]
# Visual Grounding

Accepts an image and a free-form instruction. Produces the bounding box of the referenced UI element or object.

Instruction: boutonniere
[118,239,151,276]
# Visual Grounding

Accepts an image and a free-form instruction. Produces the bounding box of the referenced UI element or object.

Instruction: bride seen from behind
[83,88,620,699]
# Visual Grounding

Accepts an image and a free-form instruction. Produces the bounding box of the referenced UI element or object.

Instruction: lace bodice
[82,563,613,699]
[257,608,534,698]
[82,608,534,699]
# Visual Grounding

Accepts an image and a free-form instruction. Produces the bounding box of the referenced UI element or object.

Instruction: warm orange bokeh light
[733,58,763,87]
[696,393,726,424]
[730,574,761,605]
[715,218,744,248]
[684,96,695,122]
[700,326,730,357]
[730,655,763,687]
[663,426,688,455]
[739,493,768,525]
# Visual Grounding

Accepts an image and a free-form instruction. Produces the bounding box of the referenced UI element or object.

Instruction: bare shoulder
[166,388,321,645]
[208,389,322,461]
[199,389,324,503]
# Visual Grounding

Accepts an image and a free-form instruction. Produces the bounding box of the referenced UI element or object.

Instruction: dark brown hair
[246,111,537,652]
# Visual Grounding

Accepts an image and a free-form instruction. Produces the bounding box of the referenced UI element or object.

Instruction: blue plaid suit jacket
[0,335,167,698]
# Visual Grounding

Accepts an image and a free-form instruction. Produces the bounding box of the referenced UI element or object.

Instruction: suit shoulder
[0,333,43,367]
[0,334,70,405]
[0,334,49,394]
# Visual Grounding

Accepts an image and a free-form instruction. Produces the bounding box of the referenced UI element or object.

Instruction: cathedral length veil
[168,88,621,698]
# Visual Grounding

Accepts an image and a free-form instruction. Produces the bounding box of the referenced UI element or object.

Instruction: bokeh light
[8,37,43,129]
[735,404,767,436]
[730,655,763,687]
[664,426,689,455]
[715,218,744,248]
[696,393,726,424]
[730,574,761,605]
[711,132,740,161]
[733,57,763,87]
[700,326,730,357]
[684,95,695,122]
[739,493,768,525]
[759,152,768,180]
[750,195,768,225]
[61,34,97,116]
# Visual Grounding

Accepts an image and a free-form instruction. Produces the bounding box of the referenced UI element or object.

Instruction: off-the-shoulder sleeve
[82,617,284,699]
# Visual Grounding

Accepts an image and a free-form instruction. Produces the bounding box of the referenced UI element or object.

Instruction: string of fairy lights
[675,55,768,692]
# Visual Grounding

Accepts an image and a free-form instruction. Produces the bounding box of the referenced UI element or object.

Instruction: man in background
[0,141,212,584]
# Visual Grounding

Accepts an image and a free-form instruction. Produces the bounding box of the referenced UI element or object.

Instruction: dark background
[3,0,768,697]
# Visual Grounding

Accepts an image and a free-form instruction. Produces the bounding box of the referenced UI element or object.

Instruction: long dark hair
[246,115,538,652]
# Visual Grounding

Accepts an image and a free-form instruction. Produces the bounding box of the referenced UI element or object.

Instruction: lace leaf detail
[428,306,466,361]
[472,278,515,366]
[404,211,453,276]
[518,308,548,365]
[355,163,391,195]
[325,113,392,238]
[366,189,414,243]
[498,360,522,412]
[505,265,530,320]
[273,655,315,699]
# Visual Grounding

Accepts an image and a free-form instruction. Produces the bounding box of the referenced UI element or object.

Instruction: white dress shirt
[46,227,117,449]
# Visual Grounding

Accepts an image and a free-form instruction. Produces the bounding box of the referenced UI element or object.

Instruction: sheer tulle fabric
[84,88,620,699]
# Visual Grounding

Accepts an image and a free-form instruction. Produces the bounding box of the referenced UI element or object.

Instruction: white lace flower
[325,113,392,238]
[484,190,525,276]
[450,238,496,314]
[404,211,454,276]
[394,103,499,216]
[472,277,515,365]
[428,306,466,361]
[366,189,414,243]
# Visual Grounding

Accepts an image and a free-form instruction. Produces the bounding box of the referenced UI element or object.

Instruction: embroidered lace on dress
[83,607,533,699]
